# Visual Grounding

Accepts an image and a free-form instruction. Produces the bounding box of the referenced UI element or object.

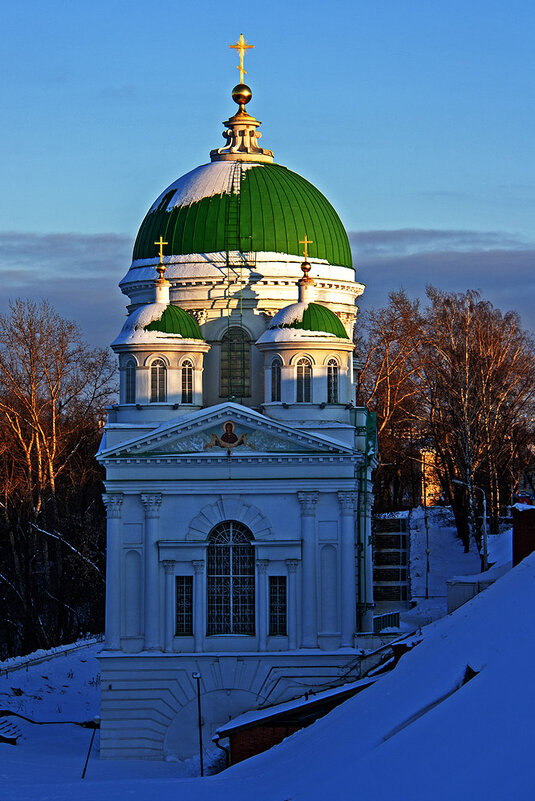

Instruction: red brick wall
[230,724,301,764]
[513,508,535,567]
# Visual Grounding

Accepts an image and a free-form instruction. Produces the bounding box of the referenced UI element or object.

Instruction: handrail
[0,634,103,678]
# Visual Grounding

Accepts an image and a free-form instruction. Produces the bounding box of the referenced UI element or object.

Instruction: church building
[97,36,377,761]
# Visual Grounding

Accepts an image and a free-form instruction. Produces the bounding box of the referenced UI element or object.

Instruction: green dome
[145,305,203,339]
[133,161,352,269]
[268,302,349,339]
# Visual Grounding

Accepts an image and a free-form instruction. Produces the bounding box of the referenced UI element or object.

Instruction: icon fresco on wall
[204,420,255,456]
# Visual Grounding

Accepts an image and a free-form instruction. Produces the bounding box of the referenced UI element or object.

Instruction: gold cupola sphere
[232,83,252,108]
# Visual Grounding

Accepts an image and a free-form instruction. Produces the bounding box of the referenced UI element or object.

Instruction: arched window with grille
[181,359,193,404]
[271,357,282,402]
[125,360,136,404]
[327,358,339,404]
[150,358,166,403]
[220,327,251,399]
[207,520,255,635]
[296,357,312,403]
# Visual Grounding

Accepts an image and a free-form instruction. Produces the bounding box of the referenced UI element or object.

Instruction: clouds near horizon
[0,228,533,349]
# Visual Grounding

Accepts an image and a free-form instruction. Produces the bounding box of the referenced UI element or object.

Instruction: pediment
[101,403,354,458]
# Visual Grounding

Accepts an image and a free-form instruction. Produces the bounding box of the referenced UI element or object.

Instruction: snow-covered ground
[2,522,529,801]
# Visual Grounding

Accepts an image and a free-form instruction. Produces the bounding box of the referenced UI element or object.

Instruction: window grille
[296,358,312,403]
[125,361,136,404]
[327,359,339,404]
[175,576,193,635]
[269,576,287,636]
[150,358,166,403]
[182,359,193,404]
[220,327,251,399]
[207,520,255,635]
[271,358,282,402]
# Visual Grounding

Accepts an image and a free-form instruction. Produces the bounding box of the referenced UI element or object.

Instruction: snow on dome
[111,303,184,346]
[257,301,349,344]
[147,162,259,212]
[132,163,353,268]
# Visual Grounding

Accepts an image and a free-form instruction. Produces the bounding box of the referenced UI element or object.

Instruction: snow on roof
[122,253,355,282]
[256,326,341,344]
[214,676,379,738]
[111,303,185,346]
[147,162,261,212]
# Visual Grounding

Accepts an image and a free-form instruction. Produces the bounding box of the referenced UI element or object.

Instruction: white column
[338,491,358,647]
[298,491,319,648]
[286,559,298,650]
[103,493,123,650]
[141,493,162,650]
[162,560,175,653]
[256,560,269,651]
[192,560,205,653]
[356,480,375,632]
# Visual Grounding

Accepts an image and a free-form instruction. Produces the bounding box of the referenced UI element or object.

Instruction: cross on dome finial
[230,33,254,84]
[154,237,168,281]
[299,235,313,262]
[210,36,273,163]
[299,235,313,282]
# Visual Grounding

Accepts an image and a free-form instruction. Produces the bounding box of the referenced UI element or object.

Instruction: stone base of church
[98,648,387,760]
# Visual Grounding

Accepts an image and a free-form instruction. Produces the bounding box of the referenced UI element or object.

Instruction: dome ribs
[130,162,352,267]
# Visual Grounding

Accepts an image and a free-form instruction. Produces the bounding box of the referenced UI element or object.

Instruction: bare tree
[0,299,115,655]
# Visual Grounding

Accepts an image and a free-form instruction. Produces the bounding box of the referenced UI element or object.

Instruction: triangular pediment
[100,403,354,458]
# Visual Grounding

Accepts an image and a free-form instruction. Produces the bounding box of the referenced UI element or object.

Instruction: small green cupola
[268,302,349,339]
[144,305,203,339]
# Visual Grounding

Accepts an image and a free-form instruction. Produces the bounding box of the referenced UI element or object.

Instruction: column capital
[141,493,162,518]
[338,491,357,514]
[192,560,205,574]
[162,560,175,574]
[297,491,319,516]
[256,559,269,574]
[103,493,123,519]
[286,559,299,574]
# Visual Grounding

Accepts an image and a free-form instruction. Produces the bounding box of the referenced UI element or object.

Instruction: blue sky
[1,0,534,343]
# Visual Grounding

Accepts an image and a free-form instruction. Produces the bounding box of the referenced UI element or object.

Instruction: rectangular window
[125,364,136,404]
[269,576,287,636]
[175,576,193,635]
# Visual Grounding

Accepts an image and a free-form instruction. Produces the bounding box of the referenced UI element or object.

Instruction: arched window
[220,327,251,399]
[125,360,136,404]
[181,359,193,404]
[296,357,312,403]
[207,520,255,635]
[327,358,339,404]
[271,357,282,402]
[150,358,166,403]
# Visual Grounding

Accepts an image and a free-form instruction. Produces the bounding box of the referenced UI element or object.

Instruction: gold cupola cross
[299,235,313,261]
[154,237,168,280]
[230,33,254,84]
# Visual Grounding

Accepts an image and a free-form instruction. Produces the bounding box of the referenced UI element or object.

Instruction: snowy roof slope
[4,548,535,800]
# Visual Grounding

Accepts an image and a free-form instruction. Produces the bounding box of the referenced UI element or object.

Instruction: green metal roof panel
[133,162,352,268]
[144,305,204,339]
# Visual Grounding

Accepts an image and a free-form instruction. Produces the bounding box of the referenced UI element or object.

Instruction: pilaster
[103,493,123,650]
[141,493,162,650]
[297,491,319,648]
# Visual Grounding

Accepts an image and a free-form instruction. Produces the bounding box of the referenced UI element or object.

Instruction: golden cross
[230,33,254,84]
[154,237,168,263]
[299,235,313,261]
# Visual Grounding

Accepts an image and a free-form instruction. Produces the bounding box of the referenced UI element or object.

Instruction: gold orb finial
[232,83,252,109]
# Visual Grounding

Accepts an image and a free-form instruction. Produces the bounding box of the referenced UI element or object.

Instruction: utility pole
[192,672,204,776]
